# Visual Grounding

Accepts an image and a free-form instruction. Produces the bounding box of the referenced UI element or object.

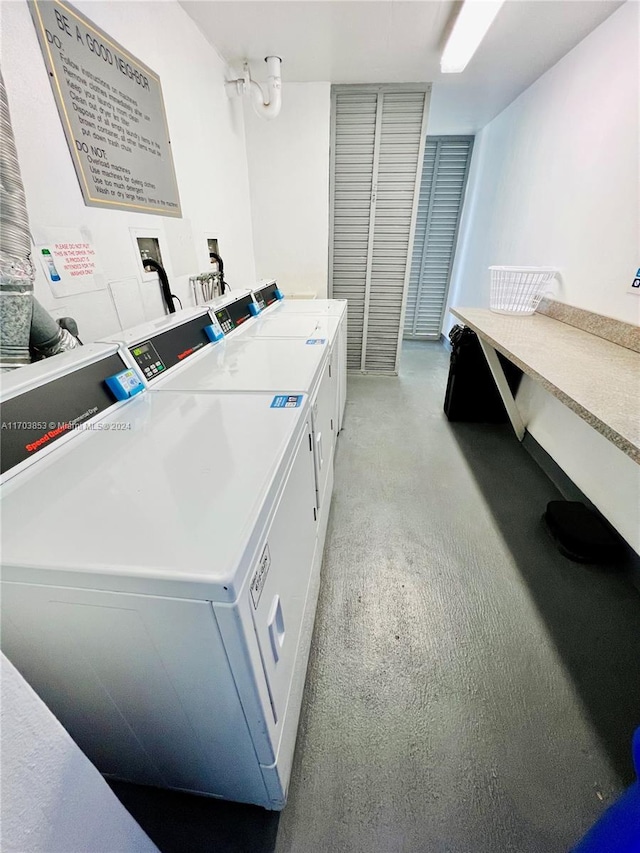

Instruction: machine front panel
[249,423,317,737]
[309,360,337,510]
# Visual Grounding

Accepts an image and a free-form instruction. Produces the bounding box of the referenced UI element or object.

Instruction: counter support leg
[477,337,526,442]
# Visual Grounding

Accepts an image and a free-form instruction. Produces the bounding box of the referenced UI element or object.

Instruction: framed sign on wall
[29,0,182,218]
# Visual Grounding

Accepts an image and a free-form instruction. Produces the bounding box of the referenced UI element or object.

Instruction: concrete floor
[112,341,640,853]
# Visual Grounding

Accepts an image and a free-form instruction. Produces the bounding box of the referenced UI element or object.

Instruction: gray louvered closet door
[329,85,431,374]
[404,137,473,340]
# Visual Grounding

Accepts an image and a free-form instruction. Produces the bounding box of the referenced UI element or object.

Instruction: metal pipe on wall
[0,67,33,370]
[0,68,80,370]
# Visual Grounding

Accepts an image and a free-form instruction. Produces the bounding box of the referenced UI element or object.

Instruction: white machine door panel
[330,343,340,446]
[249,426,317,725]
[1,588,269,801]
[311,358,336,507]
[339,316,348,429]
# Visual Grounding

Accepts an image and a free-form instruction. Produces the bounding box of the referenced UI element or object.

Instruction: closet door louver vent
[329,85,431,374]
[404,137,474,340]
[330,91,377,371]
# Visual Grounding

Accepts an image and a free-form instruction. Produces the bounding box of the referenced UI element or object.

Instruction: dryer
[0,346,320,809]
[106,310,336,550]
[201,285,344,439]
[253,280,347,323]
[252,281,347,430]
[232,310,341,450]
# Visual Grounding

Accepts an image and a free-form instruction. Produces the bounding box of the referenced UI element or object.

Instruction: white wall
[445,2,640,552]
[1,654,159,853]
[244,82,331,298]
[1,0,256,342]
[447,1,638,324]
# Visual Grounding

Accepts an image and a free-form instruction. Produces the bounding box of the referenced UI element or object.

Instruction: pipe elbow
[249,56,282,120]
[250,81,281,120]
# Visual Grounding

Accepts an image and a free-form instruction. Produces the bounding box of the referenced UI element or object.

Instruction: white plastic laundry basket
[489,266,556,316]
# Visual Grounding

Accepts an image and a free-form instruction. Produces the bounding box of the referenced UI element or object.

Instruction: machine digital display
[215,294,255,334]
[128,316,211,380]
[255,283,279,309]
[130,341,165,381]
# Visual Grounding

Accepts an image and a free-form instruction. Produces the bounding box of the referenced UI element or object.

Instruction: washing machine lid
[237,314,339,342]
[1,390,311,603]
[265,298,347,318]
[155,336,329,395]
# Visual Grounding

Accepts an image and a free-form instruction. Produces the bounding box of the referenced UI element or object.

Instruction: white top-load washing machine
[253,280,347,323]
[105,304,336,548]
[203,287,345,438]
[0,344,321,809]
[205,286,346,433]
[252,281,348,430]
[231,310,342,450]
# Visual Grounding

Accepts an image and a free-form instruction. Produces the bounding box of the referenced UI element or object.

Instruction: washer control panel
[1,352,130,477]
[214,293,256,335]
[130,341,166,381]
[127,315,212,382]
[254,282,283,310]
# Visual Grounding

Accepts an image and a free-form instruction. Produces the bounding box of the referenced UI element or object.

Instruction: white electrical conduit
[225,56,282,120]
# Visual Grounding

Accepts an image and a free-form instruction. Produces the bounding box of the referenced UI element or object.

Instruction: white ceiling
[180,0,623,133]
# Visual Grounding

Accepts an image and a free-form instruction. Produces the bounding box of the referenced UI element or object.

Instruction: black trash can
[444,325,522,422]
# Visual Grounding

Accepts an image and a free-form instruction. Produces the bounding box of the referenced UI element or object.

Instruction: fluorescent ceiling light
[441,0,506,74]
